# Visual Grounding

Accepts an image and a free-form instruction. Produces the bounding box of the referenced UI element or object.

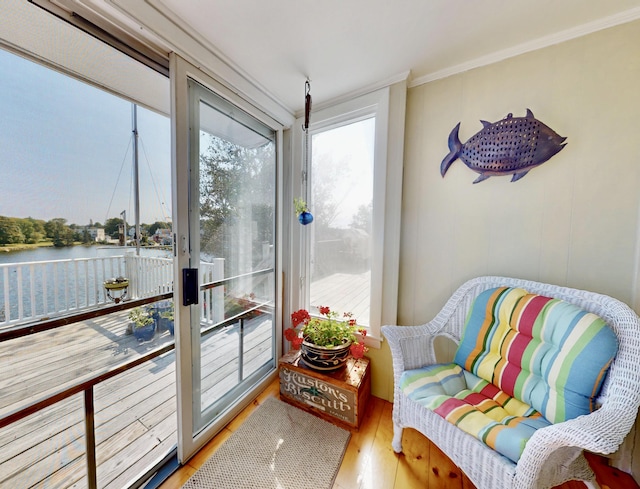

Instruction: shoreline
[0,242,169,253]
[0,242,55,253]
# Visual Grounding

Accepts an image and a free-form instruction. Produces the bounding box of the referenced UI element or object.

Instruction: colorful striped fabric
[399,287,618,462]
[400,363,551,462]
[453,287,618,424]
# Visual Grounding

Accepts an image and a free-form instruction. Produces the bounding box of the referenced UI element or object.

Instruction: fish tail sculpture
[441,122,463,177]
[440,109,567,184]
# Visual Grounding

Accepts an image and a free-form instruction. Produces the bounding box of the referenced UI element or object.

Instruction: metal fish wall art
[441,109,567,183]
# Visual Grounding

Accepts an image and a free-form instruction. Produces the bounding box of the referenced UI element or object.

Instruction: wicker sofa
[382,276,640,489]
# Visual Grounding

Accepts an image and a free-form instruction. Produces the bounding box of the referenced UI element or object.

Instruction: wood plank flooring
[159,378,639,489]
[0,310,274,489]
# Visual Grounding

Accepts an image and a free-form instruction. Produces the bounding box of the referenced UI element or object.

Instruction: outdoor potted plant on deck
[128,307,156,342]
[157,301,174,336]
[285,306,368,371]
[150,300,174,335]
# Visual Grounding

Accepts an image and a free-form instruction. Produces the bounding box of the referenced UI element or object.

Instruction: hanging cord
[302,79,312,202]
[303,79,312,132]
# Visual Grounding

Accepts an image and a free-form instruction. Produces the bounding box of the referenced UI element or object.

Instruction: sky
[312,118,374,229]
[0,49,172,226]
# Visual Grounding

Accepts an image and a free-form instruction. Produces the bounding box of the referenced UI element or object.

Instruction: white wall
[399,19,640,477]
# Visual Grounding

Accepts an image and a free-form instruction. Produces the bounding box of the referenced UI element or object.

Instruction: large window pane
[0,31,174,489]
[309,118,375,326]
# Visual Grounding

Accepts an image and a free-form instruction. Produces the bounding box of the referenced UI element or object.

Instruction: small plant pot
[300,339,351,371]
[133,321,156,342]
[152,301,172,319]
[158,317,174,335]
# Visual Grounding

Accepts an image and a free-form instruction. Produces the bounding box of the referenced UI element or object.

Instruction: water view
[0,244,172,265]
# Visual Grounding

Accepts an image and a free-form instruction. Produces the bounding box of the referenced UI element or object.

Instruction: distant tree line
[0,215,171,247]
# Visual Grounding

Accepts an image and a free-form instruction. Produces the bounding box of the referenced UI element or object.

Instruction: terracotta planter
[300,339,351,371]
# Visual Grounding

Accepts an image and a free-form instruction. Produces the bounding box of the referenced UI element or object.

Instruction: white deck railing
[0,253,225,329]
[0,255,128,326]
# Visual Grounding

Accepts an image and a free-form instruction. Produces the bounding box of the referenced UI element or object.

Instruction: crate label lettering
[279,367,356,424]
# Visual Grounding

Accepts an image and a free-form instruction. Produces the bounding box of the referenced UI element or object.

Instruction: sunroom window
[308,117,375,326]
[291,85,405,345]
[0,2,178,488]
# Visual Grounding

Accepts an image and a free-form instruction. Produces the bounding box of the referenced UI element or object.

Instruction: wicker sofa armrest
[515,406,633,489]
[381,323,440,374]
[382,278,487,375]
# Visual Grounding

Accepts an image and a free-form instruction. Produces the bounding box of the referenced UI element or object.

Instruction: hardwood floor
[159,378,639,489]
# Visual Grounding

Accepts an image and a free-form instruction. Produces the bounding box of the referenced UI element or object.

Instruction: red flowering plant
[285,306,369,358]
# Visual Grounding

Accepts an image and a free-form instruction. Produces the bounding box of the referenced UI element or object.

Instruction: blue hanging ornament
[297,80,314,227]
[294,197,313,226]
[298,211,314,225]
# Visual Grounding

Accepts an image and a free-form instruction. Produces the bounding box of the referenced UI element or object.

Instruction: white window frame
[290,85,405,347]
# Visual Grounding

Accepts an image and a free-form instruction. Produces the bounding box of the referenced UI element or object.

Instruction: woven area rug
[181,397,351,489]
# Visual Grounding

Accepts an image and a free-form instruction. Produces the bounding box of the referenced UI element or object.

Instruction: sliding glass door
[189,79,276,427]
[172,55,280,461]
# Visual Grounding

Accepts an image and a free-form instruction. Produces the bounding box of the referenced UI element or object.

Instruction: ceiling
[104,0,640,114]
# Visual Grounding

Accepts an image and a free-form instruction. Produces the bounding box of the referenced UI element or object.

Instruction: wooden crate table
[279,350,371,430]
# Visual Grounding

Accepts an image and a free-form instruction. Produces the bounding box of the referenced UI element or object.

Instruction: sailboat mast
[132,104,141,256]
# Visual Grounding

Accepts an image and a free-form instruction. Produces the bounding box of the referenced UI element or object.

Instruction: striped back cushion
[453,287,618,424]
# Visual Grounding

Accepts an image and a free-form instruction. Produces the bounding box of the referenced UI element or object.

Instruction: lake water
[0,245,172,265]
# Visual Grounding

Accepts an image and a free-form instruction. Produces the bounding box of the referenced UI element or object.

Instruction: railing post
[2,267,10,324]
[238,318,244,382]
[213,259,225,324]
[84,387,98,489]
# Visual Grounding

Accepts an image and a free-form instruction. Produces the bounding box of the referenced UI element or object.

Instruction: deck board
[310,271,371,323]
[0,309,274,489]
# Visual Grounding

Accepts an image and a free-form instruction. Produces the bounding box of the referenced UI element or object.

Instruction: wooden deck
[311,271,371,323]
[0,309,273,489]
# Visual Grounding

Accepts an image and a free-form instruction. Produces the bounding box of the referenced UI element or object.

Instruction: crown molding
[409,6,640,88]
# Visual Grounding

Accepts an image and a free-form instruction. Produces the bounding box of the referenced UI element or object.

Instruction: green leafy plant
[294,197,309,216]
[159,302,174,321]
[285,306,368,358]
[128,307,154,329]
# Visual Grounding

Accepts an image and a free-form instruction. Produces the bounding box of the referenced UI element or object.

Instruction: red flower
[319,306,330,316]
[284,327,298,342]
[291,309,310,327]
[291,336,303,349]
[350,341,367,359]
[358,328,367,337]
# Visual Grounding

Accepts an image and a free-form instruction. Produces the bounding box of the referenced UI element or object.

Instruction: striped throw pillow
[453,287,618,424]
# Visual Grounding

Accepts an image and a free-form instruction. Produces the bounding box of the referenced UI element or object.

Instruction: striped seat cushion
[453,287,618,424]
[401,363,551,462]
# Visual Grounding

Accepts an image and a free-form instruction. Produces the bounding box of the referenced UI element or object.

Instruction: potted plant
[285,306,368,370]
[294,197,313,225]
[150,300,173,334]
[158,301,174,336]
[128,307,156,342]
